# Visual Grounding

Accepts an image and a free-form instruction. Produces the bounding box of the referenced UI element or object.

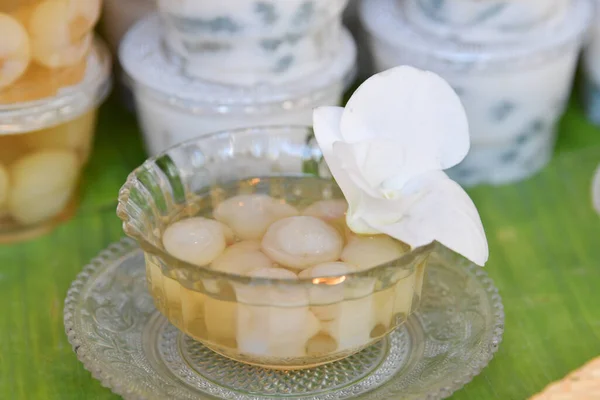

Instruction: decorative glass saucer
[64,239,504,400]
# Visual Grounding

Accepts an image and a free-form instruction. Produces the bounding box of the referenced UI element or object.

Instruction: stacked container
[582,0,600,126]
[360,0,593,186]
[120,1,357,156]
[0,0,111,242]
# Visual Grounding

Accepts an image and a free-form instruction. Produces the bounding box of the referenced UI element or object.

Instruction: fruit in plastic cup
[117,126,433,370]
[360,0,592,186]
[0,0,101,104]
[156,0,348,86]
[0,37,111,243]
[120,15,357,156]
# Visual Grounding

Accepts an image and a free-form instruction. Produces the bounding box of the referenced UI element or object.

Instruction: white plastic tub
[156,0,348,86]
[120,15,357,156]
[361,0,592,186]
[402,0,570,43]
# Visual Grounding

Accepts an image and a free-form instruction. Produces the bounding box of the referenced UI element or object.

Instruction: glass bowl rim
[117,125,438,285]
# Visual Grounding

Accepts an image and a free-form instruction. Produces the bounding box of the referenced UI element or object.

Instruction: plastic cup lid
[0,37,112,135]
[360,0,593,70]
[119,14,357,114]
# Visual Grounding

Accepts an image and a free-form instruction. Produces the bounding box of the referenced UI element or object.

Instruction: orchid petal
[332,141,382,199]
[312,67,489,266]
[345,190,384,235]
[340,66,470,172]
[346,139,442,196]
[312,107,361,207]
[312,106,345,158]
[353,171,488,266]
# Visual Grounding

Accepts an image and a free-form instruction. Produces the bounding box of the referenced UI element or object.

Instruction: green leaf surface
[0,93,599,399]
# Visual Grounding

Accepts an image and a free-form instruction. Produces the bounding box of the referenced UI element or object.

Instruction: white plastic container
[582,0,600,126]
[120,15,357,156]
[403,0,570,43]
[361,0,592,186]
[156,0,348,86]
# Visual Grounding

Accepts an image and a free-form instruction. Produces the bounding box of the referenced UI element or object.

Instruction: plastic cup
[0,0,101,104]
[402,0,570,43]
[0,37,111,242]
[360,0,592,186]
[120,15,357,156]
[155,0,348,86]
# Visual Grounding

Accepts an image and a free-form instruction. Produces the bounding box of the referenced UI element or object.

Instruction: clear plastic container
[446,128,559,187]
[360,0,592,186]
[117,126,433,370]
[403,0,570,43]
[120,15,357,156]
[582,0,600,126]
[156,0,348,86]
[0,0,101,104]
[0,37,111,243]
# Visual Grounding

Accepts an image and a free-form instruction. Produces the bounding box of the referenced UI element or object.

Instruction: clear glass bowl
[117,126,434,370]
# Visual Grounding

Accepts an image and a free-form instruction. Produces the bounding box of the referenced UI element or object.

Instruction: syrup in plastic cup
[0,37,111,243]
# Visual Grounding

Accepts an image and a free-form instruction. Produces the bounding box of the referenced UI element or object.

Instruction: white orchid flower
[313,66,489,266]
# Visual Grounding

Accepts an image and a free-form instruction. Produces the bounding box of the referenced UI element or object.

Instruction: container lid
[360,0,592,70]
[119,14,357,114]
[0,37,112,135]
